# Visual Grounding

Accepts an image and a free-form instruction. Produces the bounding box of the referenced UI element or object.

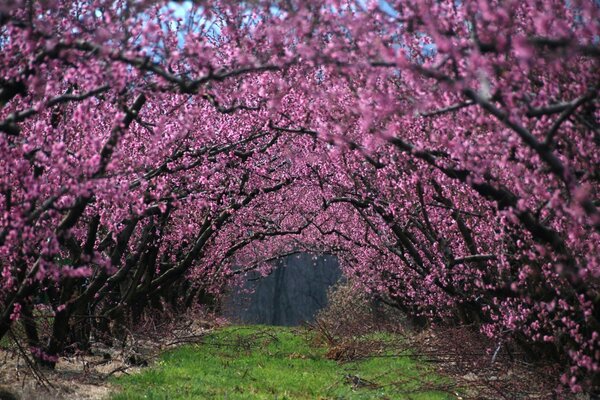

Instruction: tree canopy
[0,0,599,392]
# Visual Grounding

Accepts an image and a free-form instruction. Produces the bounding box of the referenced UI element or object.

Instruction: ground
[0,318,211,400]
[0,322,585,399]
[110,325,456,399]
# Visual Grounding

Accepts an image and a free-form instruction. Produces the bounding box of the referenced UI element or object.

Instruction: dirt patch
[407,326,589,400]
[0,317,220,400]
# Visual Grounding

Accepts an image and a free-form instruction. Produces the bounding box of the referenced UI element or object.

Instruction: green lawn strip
[111,325,455,400]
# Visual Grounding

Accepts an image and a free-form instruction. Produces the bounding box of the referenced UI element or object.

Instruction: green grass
[111,325,455,400]
[0,335,11,347]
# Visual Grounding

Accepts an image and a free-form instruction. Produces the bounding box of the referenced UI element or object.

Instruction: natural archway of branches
[0,0,598,393]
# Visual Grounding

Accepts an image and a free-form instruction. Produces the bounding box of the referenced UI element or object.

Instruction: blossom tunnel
[0,0,599,393]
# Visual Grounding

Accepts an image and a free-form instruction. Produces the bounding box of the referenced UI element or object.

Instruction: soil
[408,326,591,400]
[0,318,215,400]
[0,320,593,399]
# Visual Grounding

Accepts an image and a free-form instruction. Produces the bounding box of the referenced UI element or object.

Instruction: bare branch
[0,85,110,135]
[544,90,597,146]
[419,101,475,117]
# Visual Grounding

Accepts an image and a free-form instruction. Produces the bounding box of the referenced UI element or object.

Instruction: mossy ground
[111,325,456,399]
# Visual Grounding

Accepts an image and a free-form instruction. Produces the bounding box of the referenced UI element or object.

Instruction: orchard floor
[0,323,584,399]
[110,325,456,400]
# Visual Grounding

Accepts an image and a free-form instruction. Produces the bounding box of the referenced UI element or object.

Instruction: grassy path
[111,325,456,400]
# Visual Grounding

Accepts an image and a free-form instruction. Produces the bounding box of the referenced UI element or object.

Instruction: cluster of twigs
[0,309,217,399]
[4,328,55,391]
[407,325,567,399]
[310,282,573,399]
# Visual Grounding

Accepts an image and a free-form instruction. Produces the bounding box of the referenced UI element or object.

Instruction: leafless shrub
[314,281,405,340]
[309,281,407,363]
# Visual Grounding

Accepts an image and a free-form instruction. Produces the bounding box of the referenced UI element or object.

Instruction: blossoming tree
[1,0,598,392]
